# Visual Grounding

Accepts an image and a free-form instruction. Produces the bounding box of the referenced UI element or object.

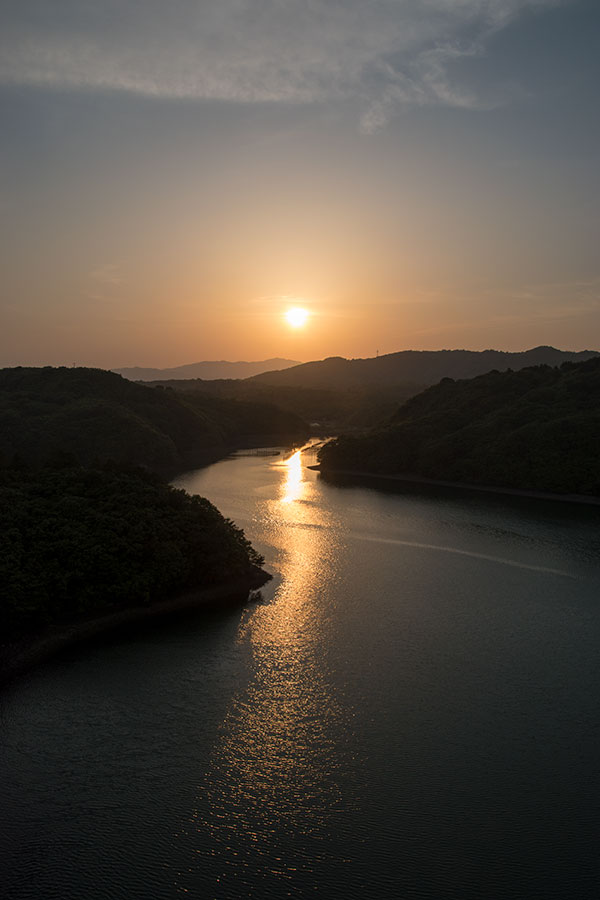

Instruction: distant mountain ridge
[250,347,599,389]
[114,358,301,382]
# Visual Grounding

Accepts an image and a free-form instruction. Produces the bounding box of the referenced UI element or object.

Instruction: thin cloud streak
[0,0,564,128]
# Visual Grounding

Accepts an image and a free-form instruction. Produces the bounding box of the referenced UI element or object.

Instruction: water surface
[2,444,600,898]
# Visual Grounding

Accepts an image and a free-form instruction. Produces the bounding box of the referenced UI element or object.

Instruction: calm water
[2,444,600,899]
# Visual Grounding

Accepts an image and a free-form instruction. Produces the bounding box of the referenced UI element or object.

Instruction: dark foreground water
[2,444,600,899]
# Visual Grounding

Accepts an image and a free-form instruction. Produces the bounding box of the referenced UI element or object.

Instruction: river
[2,443,600,898]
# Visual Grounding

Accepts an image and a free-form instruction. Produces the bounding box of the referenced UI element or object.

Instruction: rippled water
[2,444,600,898]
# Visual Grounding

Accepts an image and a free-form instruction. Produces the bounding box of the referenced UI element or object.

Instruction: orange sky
[1,0,599,367]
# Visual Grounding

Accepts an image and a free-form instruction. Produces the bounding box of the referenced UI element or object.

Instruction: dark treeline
[144,346,599,433]
[0,366,309,474]
[146,378,423,432]
[319,358,600,496]
[0,366,297,654]
[0,464,267,640]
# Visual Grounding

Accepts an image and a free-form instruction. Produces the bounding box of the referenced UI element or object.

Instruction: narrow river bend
[2,444,600,898]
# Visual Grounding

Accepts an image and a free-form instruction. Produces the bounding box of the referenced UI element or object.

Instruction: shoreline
[0,569,270,688]
[0,433,302,691]
[311,466,600,507]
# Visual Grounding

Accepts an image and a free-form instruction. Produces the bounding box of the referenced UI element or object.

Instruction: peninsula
[318,358,600,497]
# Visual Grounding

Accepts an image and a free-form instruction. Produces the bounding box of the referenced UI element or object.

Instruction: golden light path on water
[182,446,357,889]
[280,447,303,504]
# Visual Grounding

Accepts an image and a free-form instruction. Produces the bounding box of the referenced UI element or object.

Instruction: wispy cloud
[0,1,563,127]
[359,42,489,133]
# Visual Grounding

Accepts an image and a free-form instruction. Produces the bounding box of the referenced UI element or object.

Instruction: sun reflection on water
[280,448,304,504]
[183,444,358,890]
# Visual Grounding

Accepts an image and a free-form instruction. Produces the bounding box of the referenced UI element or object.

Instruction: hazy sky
[1,0,599,366]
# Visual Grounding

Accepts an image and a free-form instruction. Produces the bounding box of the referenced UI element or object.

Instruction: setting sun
[285,307,309,328]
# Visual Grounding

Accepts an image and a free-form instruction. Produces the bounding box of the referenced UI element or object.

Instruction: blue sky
[1,0,598,366]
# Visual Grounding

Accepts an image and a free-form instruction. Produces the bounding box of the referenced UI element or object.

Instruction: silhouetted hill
[144,377,422,432]
[114,358,300,382]
[319,357,600,496]
[0,464,268,643]
[250,347,599,390]
[0,367,309,474]
[152,347,599,432]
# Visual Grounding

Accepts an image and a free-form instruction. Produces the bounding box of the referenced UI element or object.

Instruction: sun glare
[285,307,309,328]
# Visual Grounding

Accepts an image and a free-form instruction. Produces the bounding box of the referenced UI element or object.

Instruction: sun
[285,307,309,328]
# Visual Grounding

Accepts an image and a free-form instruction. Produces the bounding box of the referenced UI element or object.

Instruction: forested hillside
[319,358,600,495]
[250,346,598,390]
[0,465,267,640]
[0,367,287,660]
[146,378,422,432]
[0,367,308,474]
[142,348,599,433]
